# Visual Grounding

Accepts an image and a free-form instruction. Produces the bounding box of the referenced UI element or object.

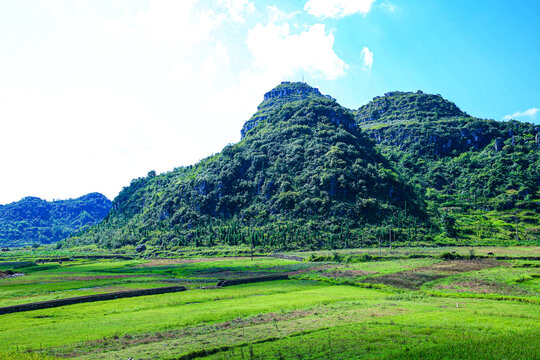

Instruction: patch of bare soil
[434,279,533,296]
[286,264,334,276]
[364,259,502,290]
[364,272,447,290]
[194,270,269,279]
[0,270,24,279]
[425,259,502,273]
[59,275,143,281]
[324,269,375,278]
[286,265,375,278]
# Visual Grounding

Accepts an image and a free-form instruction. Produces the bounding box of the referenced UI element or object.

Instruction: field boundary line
[0,286,186,315]
[0,275,292,315]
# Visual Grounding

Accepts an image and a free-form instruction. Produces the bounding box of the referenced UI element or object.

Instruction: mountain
[69,82,426,250]
[357,91,540,244]
[0,193,112,247]
[68,83,540,250]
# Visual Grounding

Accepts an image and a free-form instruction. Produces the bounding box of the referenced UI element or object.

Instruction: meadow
[0,246,538,359]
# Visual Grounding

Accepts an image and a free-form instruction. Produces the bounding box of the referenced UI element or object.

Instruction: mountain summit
[355,90,467,125]
[241,82,335,138]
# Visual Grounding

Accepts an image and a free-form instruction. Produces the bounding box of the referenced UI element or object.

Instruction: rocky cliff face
[241,82,335,138]
[354,90,540,156]
[365,119,540,156]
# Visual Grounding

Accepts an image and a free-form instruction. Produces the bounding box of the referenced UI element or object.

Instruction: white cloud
[0,1,349,204]
[201,41,230,81]
[503,108,540,121]
[0,0,243,204]
[304,0,376,19]
[267,5,300,23]
[361,46,373,72]
[245,21,347,81]
[134,0,223,48]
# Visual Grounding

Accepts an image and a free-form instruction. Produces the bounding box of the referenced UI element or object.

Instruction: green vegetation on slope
[359,91,540,245]
[67,83,540,249]
[241,81,334,138]
[69,88,426,250]
[354,90,466,125]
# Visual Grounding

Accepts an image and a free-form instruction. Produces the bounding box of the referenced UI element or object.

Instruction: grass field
[0,246,538,359]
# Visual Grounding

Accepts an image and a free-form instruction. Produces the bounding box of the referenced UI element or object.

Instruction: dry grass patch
[286,265,334,276]
[324,269,376,278]
[136,257,262,267]
[364,259,502,290]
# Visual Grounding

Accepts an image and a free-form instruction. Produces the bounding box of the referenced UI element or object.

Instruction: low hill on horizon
[0,193,112,247]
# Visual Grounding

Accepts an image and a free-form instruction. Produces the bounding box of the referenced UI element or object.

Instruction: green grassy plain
[0,247,538,359]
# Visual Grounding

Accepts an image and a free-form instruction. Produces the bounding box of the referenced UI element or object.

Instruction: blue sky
[0,0,538,204]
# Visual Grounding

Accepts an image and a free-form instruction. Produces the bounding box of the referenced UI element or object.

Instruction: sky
[0,0,539,204]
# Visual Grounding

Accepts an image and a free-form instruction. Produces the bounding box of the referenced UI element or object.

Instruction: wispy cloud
[503,108,540,120]
[304,0,376,19]
[380,2,396,12]
[217,0,255,23]
[361,47,373,72]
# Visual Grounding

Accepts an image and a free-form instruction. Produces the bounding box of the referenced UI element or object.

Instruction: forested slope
[70,83,426,249]
[357,91,540,244]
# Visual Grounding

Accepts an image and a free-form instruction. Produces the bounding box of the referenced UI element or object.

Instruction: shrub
[440,252,462,260]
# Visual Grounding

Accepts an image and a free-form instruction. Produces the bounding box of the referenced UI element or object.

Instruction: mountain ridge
[69,84,427,249]
[67,81,540,249]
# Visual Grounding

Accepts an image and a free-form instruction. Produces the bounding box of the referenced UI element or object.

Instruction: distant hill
[0,193,112,247]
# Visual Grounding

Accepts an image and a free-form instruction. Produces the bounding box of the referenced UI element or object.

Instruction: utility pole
[378,229,382,257]
[514,211,520,241]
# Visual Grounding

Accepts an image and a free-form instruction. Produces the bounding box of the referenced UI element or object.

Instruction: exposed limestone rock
[241,82,338,139]
[495,138,504,151]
